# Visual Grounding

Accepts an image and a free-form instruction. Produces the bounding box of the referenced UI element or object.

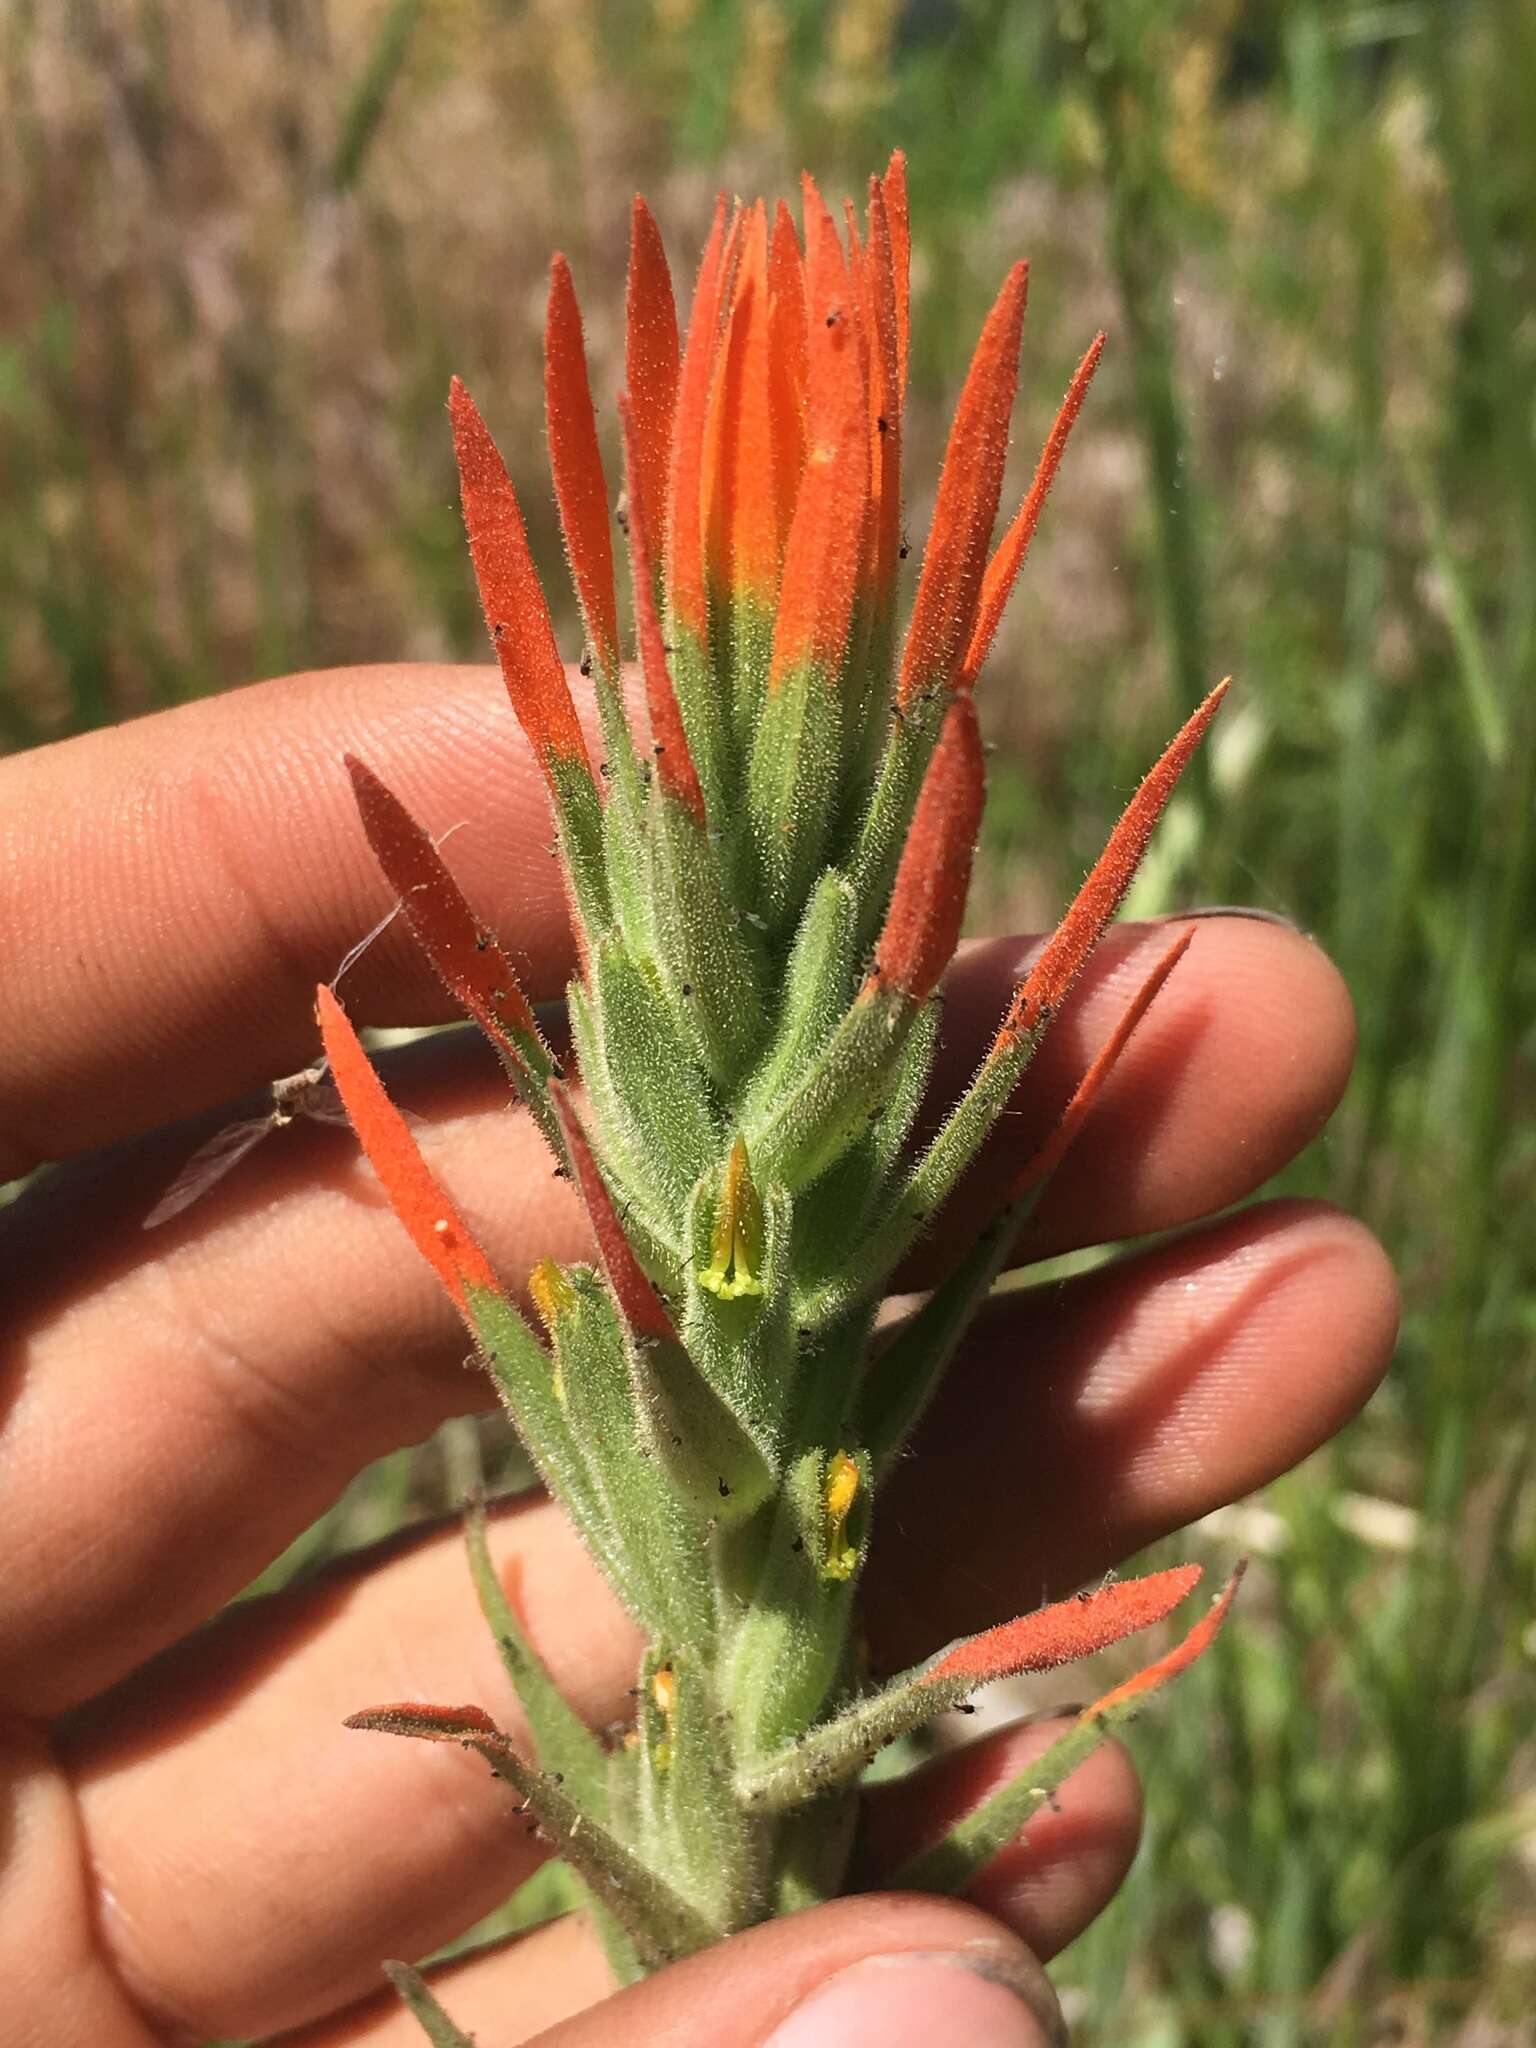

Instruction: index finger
[0,663,573,1177]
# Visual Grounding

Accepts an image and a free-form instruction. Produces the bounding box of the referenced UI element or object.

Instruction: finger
[63,1501,635,2043]
[3,1033,589,1714]
[288,1897,1065,2048]
[856,1718,1142,1956]
[2,915,1350,1706]
[871,1199,1399,1664]
[0,662,574,1175]
[62,1202,1388,2035]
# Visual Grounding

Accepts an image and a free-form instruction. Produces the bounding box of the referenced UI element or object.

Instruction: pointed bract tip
[1089,1560,1246,1720]
[898,260,1031,704]
[343,754,541,1052]
[315,982,501,1316]
[873,694,985,1001]
[619,392,708,826]
[450,378,592,778]
[994,682,1229,1048]
[1001,923,1195,1206]
[666,193,733,641]
[960,329,1107,689]
[767,266,870,686]
[545,255,620,678]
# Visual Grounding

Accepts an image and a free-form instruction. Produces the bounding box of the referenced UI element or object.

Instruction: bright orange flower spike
[546,254,620,677]
[925,1564,1203,1689]
[449,378,592,781]
[881,151,911,398]
[1088,1563,1246,1718]
[898,261,1029,705]
[626,196,680,574]
[769,285,870,686]
[959,331,1106,690]
[862,175,903,604]
[667,195,733,642]
[872,694,984,1002]
[315,983,500,1316]
[550,1081,676,1345]
[995,680,1229,1047]
[766,201,808,556]
[1003,925,1194,1204]
[620,394,708,826]
[799,172,842,311]
[704,202,779,607]
[344,755,541,1054]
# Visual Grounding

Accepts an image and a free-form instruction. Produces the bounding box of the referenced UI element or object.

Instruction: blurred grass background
[4,0,1534,2039]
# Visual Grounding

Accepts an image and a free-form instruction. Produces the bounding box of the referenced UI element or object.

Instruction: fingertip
[378,1896,1062,2048]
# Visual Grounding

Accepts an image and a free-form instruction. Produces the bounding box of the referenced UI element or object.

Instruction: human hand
[0,663,1397,2045]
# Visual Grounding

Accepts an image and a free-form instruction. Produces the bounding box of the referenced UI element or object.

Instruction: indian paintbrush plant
[317,156,1242,2034]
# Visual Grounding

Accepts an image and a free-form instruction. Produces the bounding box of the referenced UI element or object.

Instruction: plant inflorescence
[316,156,1240,2032]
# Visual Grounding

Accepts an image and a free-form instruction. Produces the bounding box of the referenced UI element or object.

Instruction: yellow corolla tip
[821,1452,862,1582]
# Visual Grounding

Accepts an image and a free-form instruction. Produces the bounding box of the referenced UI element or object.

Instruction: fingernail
[764,1947,1066,2048]
[1157,903,1301,930]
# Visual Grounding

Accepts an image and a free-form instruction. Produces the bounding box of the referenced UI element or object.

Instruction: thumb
[407,1894,1066,2046]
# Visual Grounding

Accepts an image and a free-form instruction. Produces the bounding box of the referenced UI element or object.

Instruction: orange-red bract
[550,1081,676,1345]
[873,695,985,1002]
[898,262,1029,705]
[620,394,708,825]
[449,378,592,781]
[344,755,541,1060]
[625,196,680,578]
[1088,1564,1246,1717]
[315,983,501,1316]
[960,331,1106,689]
[769,289,870,686]
[925,1563,1203,1689]
[1003,925,1195,1205]
[546,254,620,676]
[667,196,733,642]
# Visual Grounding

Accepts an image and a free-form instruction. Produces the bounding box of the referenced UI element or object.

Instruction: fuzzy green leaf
[741,871,860,1125]
[589,940,719,1213]
[747,656,844,932]
[682,1154,797,1450]
[465,1284,635,1618]
[637,1645,769,1930]
[538,1269,714,1643]
[751,986,928,1195]
[631,1330,778,1521]
[719,1441,872,1761]
[463,1492,610,1814]
[647,785,767,1089]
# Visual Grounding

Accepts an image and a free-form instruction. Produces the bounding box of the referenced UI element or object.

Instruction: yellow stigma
[529,1258,576,1332]
[822,1451,861,1582]
[697,1136,765,1300]
[651,1663,677,1773]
